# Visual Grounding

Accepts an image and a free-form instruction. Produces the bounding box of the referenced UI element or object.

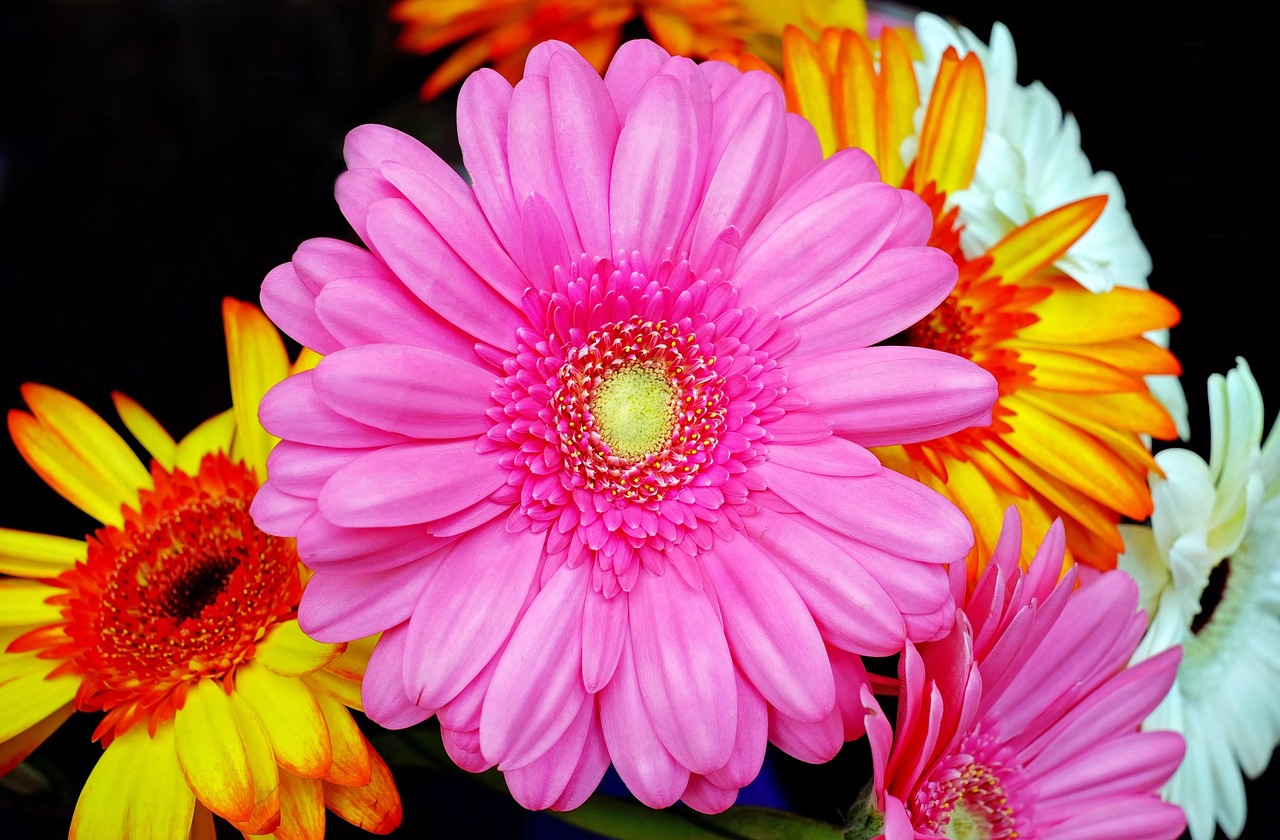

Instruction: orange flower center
[29,453,301,743]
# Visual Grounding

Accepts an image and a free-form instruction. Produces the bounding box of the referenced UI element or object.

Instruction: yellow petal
[111,392,177,470]
[227,690,282,835]
[21,383,153,495]
[69,724,196,840]
[322,741,402,835]
[315,691,372,787]
[0,528,85,577]
[255,620,344,678]
[0,661,79,741]
[267,771,326,840]
[0,578,64,625]
[174,409,235,476]
[235,662,332,778]
[291,348,323,375]
[986,196,1106,285]
[302,634,377,711]
[174,679,254,823]
[873,27,919,188]
[191,802,218,840]
[0,701,73,776]
[782,26,837,156]
[223,298,291,480]
[912,47,984,196]
[8,409,136,528]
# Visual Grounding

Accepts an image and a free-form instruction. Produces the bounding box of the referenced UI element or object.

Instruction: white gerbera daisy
[1119,357,1280,840]
[905,10,1189,440]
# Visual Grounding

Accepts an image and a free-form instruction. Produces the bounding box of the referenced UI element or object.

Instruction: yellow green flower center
[591,365,677,461]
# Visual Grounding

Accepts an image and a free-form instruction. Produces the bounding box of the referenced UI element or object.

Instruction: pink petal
[766,435,880,476]
[599,635,690,808]
[315,278,481,360]
[628,569,736,774]
[550,711,611,811]
[698,59,744,101]
[1033,730,1185,803]
[294,514,437,569]
[481,562,590,769]
[362,623,434,729]
[364,196,523,351]
[1042,798,1187,840]
[317,439,506,528]
[790,346,997,447]
[501,689,593,810]
[767,703,844,764]
[702,545,834,722]
[882,188,934,248]
[681,775,738,814]
[548,48,619,260]
[508,75,583,258]
[734,181,904,317]
[745,506,905,656]
[581,588,628,693]
[758,462,975,565]
[260,260,339,355]
[784,246,959,354]
[259,370,413,448]
[312,344,494,439]
[441,726,493,773]
[457,68,524,269]
[609,73,698,272]
[774,113,843,201]
[334,167,400,249]
[265,441,358,498]
[702,668,768,791]
[402,518,545,709]
[520,191,572,289]
[828,646,871,741]
[603,38,671,121]
[248,480,317,537]
[298,560,434,643]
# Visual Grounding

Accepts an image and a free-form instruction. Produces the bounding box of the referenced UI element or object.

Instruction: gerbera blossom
[763,22,1182,577]
[389,0,871,100]
[0,299,401,838]
[253,38,998,813]
[850,507,1186,839]
[1119,358,1280,840]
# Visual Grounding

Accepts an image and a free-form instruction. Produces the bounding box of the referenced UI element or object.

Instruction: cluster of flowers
[2,2,1275,839]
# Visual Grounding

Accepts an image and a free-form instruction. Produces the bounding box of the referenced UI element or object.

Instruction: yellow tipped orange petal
[986,195,1107,284]
[0,701,73,776]
[322,741,403,835]
[0,528,85,577]
[20,383,152,493]
[69,724,196,840]
[831,30,878,159]
[222,298,290,480]
[111,391,177,470]
[274,771,327,840]
[1024,279,1182,344]
[174,679,254,824]
[873,27,919,188]
[234,662,332,779]
[782,25,837,156]
[912,47,984,196]
[1016,347,1151,394]
[255,620,345,678]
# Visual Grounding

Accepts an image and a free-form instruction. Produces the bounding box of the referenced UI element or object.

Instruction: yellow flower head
[0,299,401,838]
[770,25,1182,580]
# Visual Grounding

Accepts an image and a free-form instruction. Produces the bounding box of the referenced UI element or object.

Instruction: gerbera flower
[0,299,401,838]
[389,0,871,100]
[253,38,998,813]
[850,508,1186,839]
[768,22,1182,577]
[1119,358,1280,840]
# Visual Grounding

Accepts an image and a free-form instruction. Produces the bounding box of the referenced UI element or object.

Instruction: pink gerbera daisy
[252,38,998,813]
[853,509,1186,839]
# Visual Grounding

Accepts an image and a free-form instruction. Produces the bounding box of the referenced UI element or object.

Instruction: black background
[0,1,1272,838]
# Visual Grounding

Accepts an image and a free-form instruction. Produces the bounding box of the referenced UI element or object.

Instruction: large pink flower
[252,38,998,813]
[856,509,1186,839]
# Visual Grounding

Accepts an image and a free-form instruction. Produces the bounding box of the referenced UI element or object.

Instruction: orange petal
[234,663,332,779]
[323,741,403,835]
[782,25,837,156]
[272,771,326,840]
[874,27,920,188]
[1023,278,1182,344]
[831,30,878,159]
[315,691,372,787]
[912,47,984,196]
[174,679,254,823]
[226,690,282,835]
[223,298,291,480]
[986,196,1107,286]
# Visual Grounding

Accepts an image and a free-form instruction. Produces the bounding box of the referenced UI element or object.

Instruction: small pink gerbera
[854,509,1187,840]
[252,38,998,812]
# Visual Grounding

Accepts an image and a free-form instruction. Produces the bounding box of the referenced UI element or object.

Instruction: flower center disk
[591,365,677,460]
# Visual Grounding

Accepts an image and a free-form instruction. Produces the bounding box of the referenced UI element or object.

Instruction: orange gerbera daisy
[390,0,871,99]
[0,299,401,838]
[766,26,1181,578]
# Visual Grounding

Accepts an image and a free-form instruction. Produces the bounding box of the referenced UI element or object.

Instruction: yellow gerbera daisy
[770,26,1182,577]
[0,298,401,838]
[390,0,870,99]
